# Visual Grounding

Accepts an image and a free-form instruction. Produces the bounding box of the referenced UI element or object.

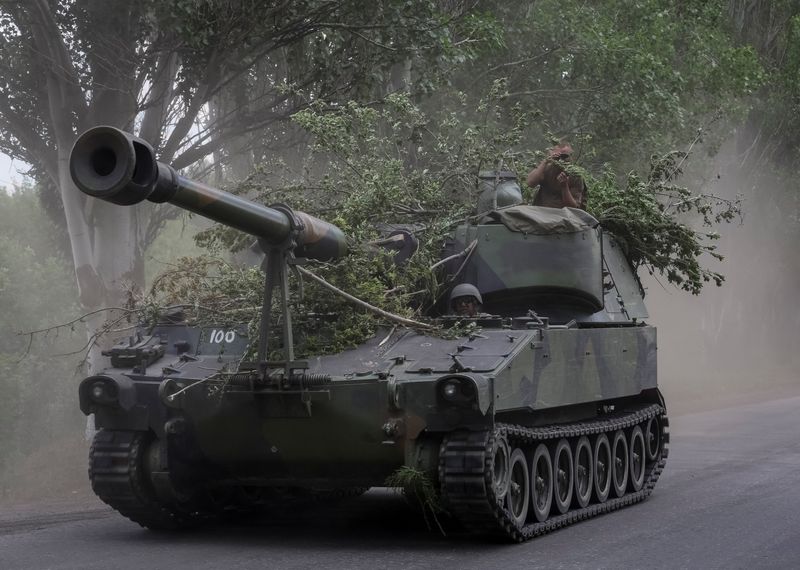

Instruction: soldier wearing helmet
[449,283,483,317]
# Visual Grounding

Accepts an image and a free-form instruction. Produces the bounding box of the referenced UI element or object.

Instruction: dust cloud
[646,138,800,414]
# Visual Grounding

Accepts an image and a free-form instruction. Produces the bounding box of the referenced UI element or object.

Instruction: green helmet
[450,283,483,305]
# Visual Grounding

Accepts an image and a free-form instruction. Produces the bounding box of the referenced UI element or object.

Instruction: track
[91,406,668,540]
[89,430,194,530]
[90,430,370,531]
[440,404,668,541]
[5,394,800,569]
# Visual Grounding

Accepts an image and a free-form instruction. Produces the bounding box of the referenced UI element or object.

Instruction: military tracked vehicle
[73,127,668,541]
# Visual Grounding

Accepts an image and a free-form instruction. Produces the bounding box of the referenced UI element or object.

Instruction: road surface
[2,395,799,569]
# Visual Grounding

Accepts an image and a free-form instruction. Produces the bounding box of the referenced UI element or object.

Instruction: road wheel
[611,430,629,498]
[573,436,593,508]
[644,416,662,461]
[530,443,553,522]
[491,435,511,502]
[628,425,646,492]
[593,433,611,503]
[506,448,530,527]
[552,439,573,514]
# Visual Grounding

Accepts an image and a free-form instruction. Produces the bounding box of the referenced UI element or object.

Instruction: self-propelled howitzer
[73,130,668,541]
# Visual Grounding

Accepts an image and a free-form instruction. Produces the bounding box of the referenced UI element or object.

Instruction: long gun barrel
[70,126,347,260]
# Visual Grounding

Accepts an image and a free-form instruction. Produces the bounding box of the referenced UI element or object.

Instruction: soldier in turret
[450,283,484,317]
[526,141,587,210]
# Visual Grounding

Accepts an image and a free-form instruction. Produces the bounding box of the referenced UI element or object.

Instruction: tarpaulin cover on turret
[475,205,598,234]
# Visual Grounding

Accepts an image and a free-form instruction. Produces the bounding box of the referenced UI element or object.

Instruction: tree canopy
[2,0,799,356]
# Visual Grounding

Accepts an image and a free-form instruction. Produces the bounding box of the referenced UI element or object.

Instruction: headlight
[79,374,135,414]
[89,379,118,405]
[437,376,476,405]
[442,380,459,400]
[91,383,105,400]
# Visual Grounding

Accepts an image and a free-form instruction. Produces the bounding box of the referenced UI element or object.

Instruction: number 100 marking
[209,329,236,344]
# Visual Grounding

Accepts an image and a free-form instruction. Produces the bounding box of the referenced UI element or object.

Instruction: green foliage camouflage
[138,87,742,358]
[385,465,445,533]
[575,152,742,294]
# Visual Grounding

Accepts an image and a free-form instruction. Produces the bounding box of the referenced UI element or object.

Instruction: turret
[442,171,648,324]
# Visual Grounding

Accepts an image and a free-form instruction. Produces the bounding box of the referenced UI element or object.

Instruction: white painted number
[209,329,236,344]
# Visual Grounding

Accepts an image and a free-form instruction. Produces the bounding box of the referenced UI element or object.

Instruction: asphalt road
[2,395,800,570]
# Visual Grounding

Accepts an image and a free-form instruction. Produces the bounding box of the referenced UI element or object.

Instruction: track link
[440,404,669,542]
